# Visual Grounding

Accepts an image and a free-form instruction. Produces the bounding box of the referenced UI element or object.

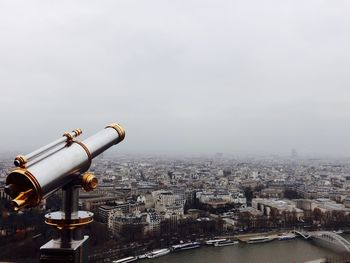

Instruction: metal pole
[40,181,90,263]
[61,184,83,246]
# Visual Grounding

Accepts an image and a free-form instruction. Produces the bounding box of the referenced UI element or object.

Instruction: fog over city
[1,1,350,156]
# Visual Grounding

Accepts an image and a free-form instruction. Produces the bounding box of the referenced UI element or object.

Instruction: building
[108,213,146,237]
[260,188,284,198]
[145,212,160,235]
[253,198,304,220]
[0,186,10,200]
[152,190,185,213]
[296,198,350,214]
[98,202,145,223]
[79,195,120,211]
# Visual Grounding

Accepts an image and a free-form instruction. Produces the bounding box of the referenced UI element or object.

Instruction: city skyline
[2,153,350,262]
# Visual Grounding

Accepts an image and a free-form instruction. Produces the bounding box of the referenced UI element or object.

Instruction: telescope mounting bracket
[40,174,96,263]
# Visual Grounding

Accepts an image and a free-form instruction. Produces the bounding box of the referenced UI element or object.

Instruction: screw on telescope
[82,172,98,192]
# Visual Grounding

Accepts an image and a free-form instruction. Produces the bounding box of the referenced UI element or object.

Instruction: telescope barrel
[5,123,125,211]
[84,124,125,158]
[25,143,68,168]
[14,129,82,168]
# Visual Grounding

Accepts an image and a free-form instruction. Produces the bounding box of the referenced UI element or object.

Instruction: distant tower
[291,148,298,159]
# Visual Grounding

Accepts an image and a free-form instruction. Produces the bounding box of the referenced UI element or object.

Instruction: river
[142,236,350,263]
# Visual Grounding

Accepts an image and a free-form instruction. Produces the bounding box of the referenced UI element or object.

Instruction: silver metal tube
[14,129,82,168]
[22,142,90,200]
[26,137,68,160]
[26,143,67,168]
[82,126,123,158]
[60,185,82,246]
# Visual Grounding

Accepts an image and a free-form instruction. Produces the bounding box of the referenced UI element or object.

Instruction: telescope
[5,123,125,263]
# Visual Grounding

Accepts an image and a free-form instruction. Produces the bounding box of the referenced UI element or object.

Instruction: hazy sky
[1,1,350,156]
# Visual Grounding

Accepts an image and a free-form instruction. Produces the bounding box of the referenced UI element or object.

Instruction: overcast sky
[1,1,350,157]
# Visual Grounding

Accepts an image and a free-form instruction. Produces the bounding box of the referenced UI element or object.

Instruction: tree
[238,211,253,230]
[313,208,323,226]
[284,189,301,199]
[87,221,110,246]
[243,187,253,205]
[254,184,265,192]
[269,207,279,228]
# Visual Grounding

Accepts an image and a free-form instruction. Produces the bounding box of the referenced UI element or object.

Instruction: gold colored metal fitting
[73,128,82,137]
[82,172,98,192]
[62,132,74,141]
[45,211,94,230]
[105,123,125,143]
[63,128,82,142]
[11,189,34,211]
[6,168,42,211]
[73,141,92,165]
[14,155,27,168]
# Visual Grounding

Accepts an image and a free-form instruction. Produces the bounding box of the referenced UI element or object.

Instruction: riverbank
[95,228,350,263]
[109,231,350,263]
[235,231,280,242]
[140,237,350,263]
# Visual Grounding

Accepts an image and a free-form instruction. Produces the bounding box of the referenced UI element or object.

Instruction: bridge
[293,230,350,253]
[292,230,312,239]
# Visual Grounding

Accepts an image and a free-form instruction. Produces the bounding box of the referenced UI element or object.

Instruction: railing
[293,229,350,253]
[292,229,311,239]
[313,231,350,253]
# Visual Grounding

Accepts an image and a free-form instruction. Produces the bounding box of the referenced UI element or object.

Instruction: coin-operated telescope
[5,123,125,263]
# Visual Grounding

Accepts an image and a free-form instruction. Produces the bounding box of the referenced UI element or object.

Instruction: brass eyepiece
[82,172,98,192]
[14,155,27,168]
[11,189,34,211]
[6,169,42,211]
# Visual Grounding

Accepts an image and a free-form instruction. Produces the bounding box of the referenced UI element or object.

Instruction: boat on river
[171,242,201,251]
[278,233,296,241]
[214,240,239,247]
[246,236,275,244]
[146,248,171,258]
[206,239,227,245]
[113,256,137,263]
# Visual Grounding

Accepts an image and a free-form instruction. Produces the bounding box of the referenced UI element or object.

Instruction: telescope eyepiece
[11,189,34,211]
[14,155,27,168]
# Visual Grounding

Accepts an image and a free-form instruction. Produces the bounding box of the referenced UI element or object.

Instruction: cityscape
[1,1,350,263]
[2,153,350,262]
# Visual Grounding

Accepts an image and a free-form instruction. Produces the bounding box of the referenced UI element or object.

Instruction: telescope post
[40,180,93,263]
